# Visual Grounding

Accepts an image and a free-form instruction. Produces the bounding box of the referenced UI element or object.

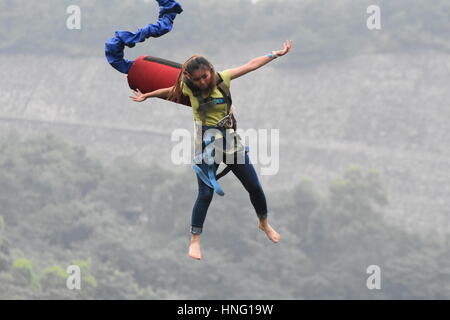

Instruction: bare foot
[258,220,281,243]
[188,236,202,260]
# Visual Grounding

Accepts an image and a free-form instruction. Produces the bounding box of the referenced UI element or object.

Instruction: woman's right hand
[129,88,147,102]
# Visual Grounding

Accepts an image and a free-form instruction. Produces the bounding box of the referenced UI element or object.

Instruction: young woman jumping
[130,40,293,260]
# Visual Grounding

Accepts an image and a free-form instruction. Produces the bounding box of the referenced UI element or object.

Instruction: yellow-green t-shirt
[181,70,232,126]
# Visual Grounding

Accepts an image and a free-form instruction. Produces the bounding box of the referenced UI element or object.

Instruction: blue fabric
[214,98,226,104]
[105,0,183,74]
[198,132,225,196]
[192,126,249,197]
[192,163,213,189]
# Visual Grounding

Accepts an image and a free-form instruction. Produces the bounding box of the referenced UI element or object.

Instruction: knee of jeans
[248,183,264,195]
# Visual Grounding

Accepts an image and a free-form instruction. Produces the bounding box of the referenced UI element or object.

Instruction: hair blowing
[167,55,217,104]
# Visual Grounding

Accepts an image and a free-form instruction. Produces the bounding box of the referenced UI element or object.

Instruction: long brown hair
[168,55,217,104]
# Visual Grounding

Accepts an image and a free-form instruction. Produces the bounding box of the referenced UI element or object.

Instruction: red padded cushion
[127,56,190,106]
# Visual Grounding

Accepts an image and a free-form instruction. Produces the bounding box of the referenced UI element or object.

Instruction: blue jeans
[191,151,268,235]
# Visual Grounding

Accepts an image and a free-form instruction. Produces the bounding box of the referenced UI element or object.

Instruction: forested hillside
[0,134,448,299]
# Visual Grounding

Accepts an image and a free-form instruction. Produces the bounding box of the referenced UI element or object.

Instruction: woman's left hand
[274,40,293,57]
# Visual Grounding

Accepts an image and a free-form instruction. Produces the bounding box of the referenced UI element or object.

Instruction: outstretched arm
[229,40,293,80]
[129,86,174,102]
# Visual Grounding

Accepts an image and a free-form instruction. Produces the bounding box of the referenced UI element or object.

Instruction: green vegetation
[0,133,447,299]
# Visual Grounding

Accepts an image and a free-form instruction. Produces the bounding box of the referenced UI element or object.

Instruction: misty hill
[1,50,449,239]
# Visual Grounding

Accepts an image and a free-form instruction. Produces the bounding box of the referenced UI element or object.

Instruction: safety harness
[184,73,248,196]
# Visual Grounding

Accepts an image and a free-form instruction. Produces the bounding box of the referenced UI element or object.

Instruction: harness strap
[183,73,233,126]
[185,72,245,188]
[216,145,250,180]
